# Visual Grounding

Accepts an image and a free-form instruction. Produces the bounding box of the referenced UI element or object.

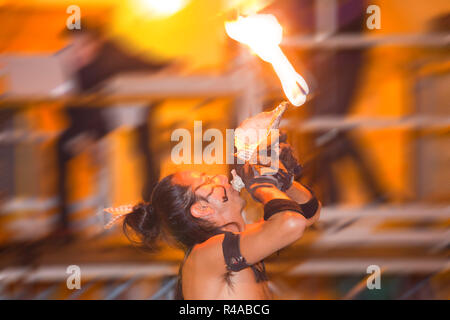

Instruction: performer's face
[173,171,246,232]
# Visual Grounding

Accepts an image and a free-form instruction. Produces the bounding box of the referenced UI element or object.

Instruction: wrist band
[299,185,319,219]
[299,196,319,219]
[263,199,305,221]
[264,196,319,220]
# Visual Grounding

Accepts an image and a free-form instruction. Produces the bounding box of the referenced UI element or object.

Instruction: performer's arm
[285,181,321,226]
[193,184,309,270]
[194,137,319,272]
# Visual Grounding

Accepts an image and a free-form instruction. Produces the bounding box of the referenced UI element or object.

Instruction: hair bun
[134,202,153,216]
[124,201,161,251]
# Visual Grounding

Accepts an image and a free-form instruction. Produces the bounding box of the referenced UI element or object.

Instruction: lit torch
[226,14,309,191]
[225,14,309,106]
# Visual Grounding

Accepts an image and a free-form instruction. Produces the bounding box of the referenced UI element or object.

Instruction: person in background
[266,0,387,205]
[54,19,174,241]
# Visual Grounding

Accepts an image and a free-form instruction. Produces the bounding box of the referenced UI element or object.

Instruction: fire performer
[111,108,321,299]
[107,12,318,299]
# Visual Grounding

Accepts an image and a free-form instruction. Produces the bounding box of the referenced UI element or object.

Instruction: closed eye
[195,175,228,202]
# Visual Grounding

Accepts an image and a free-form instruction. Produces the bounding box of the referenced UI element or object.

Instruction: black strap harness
[222,231,268,282]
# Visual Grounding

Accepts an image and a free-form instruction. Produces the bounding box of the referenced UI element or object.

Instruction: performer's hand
[234,139,293,200]
[278,131,303,180]
[255,131,303,189]
[233,161,286,202]
[232,105,298,196]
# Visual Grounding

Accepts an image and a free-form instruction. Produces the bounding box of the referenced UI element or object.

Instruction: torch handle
[232,102,289,191]
[268,101,288,130]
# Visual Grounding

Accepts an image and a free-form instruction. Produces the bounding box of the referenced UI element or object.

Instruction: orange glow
[225,14,309,106]
[135,0,190,19]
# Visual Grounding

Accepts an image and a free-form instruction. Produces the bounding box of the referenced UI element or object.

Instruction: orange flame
[225,14,309,106]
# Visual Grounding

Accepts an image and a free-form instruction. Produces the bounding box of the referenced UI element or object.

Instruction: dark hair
[123,174,222,251]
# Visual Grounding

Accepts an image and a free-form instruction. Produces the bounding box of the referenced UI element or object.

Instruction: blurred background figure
[54,19,173,241]
[262,0,386,205]
[303,0,387,206]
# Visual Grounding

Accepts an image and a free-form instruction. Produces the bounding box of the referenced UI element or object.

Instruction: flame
[135,0,189,19]
[224,0,275,16]
[225,14,309,106]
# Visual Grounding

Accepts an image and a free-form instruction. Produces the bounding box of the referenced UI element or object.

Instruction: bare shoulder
[186,233,226,274]
[182,234,234,299]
